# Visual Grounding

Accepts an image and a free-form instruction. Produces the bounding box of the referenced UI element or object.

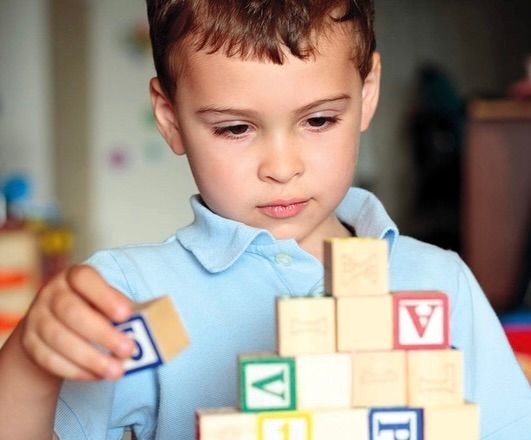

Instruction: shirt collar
[176,187,399,273]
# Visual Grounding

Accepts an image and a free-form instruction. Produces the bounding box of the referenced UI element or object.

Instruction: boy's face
[151,29,380,258]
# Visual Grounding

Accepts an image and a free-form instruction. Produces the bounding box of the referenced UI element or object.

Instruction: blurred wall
[0,0,54,203]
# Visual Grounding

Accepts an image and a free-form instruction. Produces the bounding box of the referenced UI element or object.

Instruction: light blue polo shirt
[54,187,531,439]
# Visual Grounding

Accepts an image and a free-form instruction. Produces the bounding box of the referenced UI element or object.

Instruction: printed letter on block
[324,238,388,297]
[115,315,162,374]
[393,291,449,349]
[240,356,296,412]
[369,408,423,440]
[114,295,189,375]
[258,411,312,440]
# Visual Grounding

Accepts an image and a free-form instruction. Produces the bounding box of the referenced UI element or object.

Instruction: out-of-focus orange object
[0,270,30,289]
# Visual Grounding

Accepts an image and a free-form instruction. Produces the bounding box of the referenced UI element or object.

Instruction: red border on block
[392,291,450,350]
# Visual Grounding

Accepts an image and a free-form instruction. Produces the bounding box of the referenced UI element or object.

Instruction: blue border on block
[114,314,163,375]
[369,407,424,440]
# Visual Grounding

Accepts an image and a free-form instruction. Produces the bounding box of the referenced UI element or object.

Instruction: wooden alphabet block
[115,295,189,375]
[312,408,368,440]
[196,407,257,440]
[295,353,352,410]
[257,411,312,440]
[277,296,335,356]
[369,407,423,440]
[336,295,393,351]
[393,291,450,350]
[239,354,297,412]
[351,350,407,407]
[424,403,479,440]
[407,349,464,407]
[324,238,388,297]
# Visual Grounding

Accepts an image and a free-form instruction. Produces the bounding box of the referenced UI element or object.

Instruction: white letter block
[115,295,189,375]
[313,408,368,440]
[369,408,423,440]
[296,353,352,410]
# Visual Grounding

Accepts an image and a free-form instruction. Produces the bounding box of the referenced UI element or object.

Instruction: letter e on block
[393,291,449,350]
[239,355,296,412]
[369,408,423,440]
[115,295,189,375]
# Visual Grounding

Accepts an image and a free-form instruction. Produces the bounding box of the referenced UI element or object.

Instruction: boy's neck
[299,218,354,262]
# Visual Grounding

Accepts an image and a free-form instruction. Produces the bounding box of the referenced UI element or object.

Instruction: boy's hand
[20,265,136,381]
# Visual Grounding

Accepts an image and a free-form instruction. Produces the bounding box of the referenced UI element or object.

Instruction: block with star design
[393,291,450,350]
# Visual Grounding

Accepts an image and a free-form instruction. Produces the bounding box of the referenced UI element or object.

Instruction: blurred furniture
[463,100,531,313]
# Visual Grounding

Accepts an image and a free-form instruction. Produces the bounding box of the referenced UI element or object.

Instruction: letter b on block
[240,356,296,412]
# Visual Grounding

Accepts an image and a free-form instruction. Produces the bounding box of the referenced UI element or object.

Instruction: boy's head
[146,0,376,100]
[147,0,381,259]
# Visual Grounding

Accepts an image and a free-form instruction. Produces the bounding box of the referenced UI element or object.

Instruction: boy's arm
[0,265,135,438]
[0,322,62,439]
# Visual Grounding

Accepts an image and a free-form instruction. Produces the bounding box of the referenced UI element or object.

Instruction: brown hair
[146,0,376,100]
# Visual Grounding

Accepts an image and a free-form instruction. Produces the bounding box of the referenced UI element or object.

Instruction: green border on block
[239,356,296,413]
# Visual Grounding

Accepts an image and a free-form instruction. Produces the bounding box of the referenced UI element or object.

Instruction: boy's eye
[306,116,340,130]
[213,124,250,138]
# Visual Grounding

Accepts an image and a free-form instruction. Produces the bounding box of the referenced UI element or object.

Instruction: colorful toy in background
[502,312,531,383]
[0,173,74,346]
[197,238,480,440]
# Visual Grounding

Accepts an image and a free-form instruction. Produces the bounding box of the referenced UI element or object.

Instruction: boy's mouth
[257,199,309,219]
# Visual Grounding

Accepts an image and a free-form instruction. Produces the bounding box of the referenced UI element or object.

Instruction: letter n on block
[393,291,449,350]
[239,355,296,412]
[369,408,423,440]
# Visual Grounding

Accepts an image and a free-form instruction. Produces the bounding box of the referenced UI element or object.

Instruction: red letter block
[393,291,449,350]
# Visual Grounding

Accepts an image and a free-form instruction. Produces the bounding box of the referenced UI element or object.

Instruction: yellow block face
[324,238,388,297]
[277,297,336,356]
[197,407,257,440]
[424,404,480,440]
[336,295,393,351]
[407,349,464,407]
[295,353,352,410]
[258,411,313,440]
[352,350,407,407]
[312,408,369,440]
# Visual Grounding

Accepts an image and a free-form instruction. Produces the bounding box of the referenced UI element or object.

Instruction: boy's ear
[360,52,381,132]
[149,77,186,155]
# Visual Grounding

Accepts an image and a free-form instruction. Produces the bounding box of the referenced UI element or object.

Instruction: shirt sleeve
[54,250,158,440]
[449,253,531,439]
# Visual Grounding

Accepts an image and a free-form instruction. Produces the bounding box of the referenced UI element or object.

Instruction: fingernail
[118,339,133,357]
[105,360,123,380]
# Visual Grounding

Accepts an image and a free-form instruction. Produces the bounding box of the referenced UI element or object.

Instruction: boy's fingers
[50,292,134,358]
[36,316,124,380]
[24,331,99,382]
[66,265,133,322]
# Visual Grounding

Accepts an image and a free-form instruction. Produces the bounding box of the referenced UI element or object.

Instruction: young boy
[0,0,529,438]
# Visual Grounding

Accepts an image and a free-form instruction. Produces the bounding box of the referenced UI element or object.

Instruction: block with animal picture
[276,296,336,356]
[114,295,189,375]
[324,238,388,297]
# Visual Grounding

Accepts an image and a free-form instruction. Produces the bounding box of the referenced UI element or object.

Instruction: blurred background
[0,0,530,375]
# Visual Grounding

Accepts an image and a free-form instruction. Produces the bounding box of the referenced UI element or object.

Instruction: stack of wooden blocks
[196,238,480,439]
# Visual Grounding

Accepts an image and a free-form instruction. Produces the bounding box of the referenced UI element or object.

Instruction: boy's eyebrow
[195,94,351,118]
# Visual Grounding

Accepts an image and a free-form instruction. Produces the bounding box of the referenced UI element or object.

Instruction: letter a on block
[393,291,449,350]
[240,356,296,412]
[369,408,423,440]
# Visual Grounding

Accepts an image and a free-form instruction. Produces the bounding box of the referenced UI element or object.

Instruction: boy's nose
[257,141,304,184]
